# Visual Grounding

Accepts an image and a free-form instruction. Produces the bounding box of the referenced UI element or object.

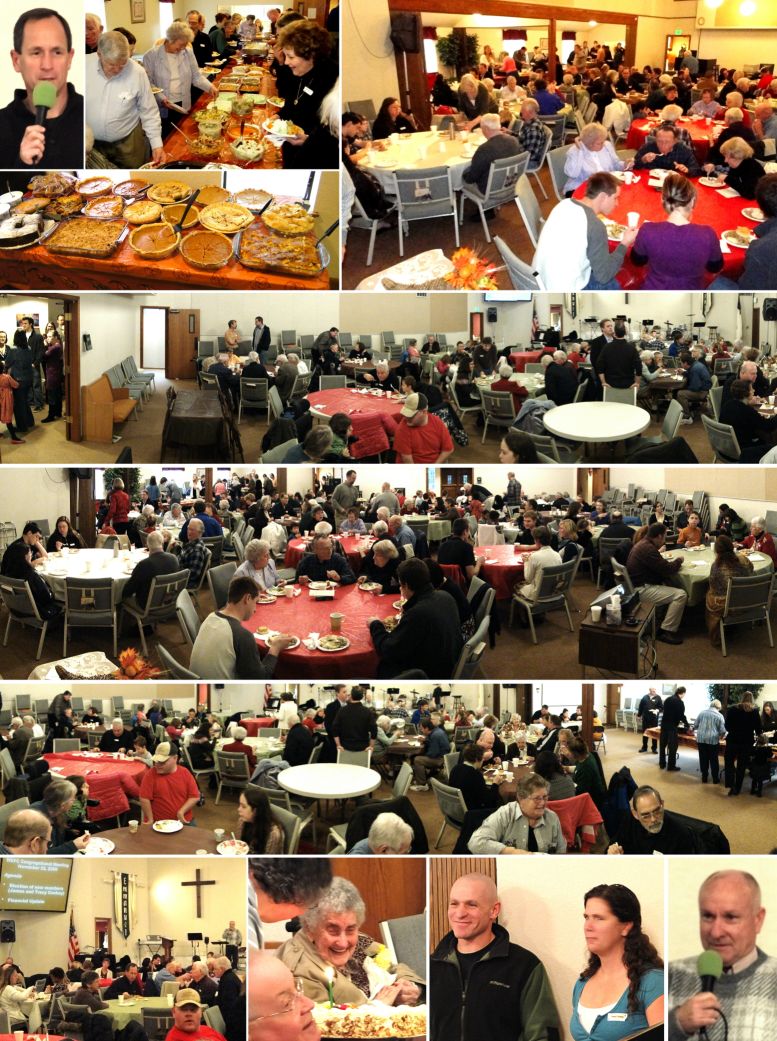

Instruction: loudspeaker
[762,298,777,321]
[487,306,498,323]
[0,921,16,943]
[390,12,420,53]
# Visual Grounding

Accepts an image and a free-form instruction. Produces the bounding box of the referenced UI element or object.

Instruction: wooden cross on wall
[181,869,216,918]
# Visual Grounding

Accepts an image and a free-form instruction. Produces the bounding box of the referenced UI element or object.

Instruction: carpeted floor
[0,557,767,681]
[5,371,718,464]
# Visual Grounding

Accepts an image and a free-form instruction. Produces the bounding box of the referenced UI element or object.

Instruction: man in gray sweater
[462,112,522,194]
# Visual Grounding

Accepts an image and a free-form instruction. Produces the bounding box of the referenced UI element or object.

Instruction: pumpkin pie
[196,185,231,206]
[129,222,180,260]
[161,203,200,229]
[114,179,150,198]
[199,202,254,234]
[124,199,162,225]
[75,176,113,198]
[84,196,125,219]
[180,229,233,269]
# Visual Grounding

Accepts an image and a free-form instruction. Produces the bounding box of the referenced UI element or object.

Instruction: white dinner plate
[152,819,183,834]
[217,839,249,856]
[741,207,765,223]
[316,635,351,652]
[721,229,755,249]
[79,837,115,857]
[699,176,725,187]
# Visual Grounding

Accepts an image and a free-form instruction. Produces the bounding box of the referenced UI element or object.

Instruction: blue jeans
[584,275,622,290]
[707,275,739,290]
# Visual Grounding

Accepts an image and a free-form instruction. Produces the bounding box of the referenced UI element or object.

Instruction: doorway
[141,307,166,370]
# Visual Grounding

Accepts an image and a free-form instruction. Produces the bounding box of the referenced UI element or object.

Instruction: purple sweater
[631,221,723,290]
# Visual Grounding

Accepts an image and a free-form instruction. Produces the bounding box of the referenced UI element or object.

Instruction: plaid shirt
[512,117,547,164]
[179,538,209,588]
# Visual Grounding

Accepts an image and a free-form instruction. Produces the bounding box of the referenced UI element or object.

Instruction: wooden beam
[389,0,637,26]
[581,682,595,748]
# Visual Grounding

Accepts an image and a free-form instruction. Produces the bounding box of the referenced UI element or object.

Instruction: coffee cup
[512,757,520,768]
[128,819,139,834]
[624,170,633,184]
[214,828,225,841]
[195,848,208,855]
[627,211,639,229]
[390,132,399,145]
[330,612,344,632]
[591,605,603,622]
[14,1030,23,1041]
[285,585,294,597]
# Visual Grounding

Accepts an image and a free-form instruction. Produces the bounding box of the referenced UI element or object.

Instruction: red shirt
[221,739,257,772]
[743,531,777,567]
[139,765,199,822]
[165,1027,225,1041]
[393,413,453,463]
[107,490,130,524]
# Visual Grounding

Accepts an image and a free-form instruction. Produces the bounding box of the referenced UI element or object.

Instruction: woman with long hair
[0,965,34,1024]
[705,534,753,645]
[571,884,663,1040]
[237,787,284,853]
[106,477,131,536]
[47,516,83,552]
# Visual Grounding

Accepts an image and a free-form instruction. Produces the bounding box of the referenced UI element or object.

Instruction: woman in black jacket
[6,332,34,434]
[724,690,762,795]
[274,20,339,169]
[2,542,60,619]
[284,719,315,767]
[372,96,416,139]
[719,378,777,461]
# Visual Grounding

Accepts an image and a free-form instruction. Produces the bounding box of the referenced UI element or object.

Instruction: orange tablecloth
[244,583,394,678]
[572,175,753,287]
[626,116,718,162]
[474,543,539,600]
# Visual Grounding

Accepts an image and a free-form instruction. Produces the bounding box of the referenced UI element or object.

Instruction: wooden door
[167,308,199,380]
[440,467,473,500]
[332,859,426,942]
[429,857,497,951]
[578,468,609,502]
[60,298,80,442]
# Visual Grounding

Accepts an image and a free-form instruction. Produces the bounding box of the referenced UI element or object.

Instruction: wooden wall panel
[333,858,426,942]
[429,857,496,952]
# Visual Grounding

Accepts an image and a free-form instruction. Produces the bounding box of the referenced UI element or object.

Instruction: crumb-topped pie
[199,202,254,233]
[147,181,192,205]
[262,202,315,236]
[45,217,126,257]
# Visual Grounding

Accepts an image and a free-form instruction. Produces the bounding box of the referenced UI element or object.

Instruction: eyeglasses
[251,980,305,1022]
[637,805,664,822]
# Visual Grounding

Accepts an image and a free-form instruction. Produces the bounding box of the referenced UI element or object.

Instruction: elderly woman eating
[234,538,280,591]
[277,877,425,1006]
[467,771,567,855]
[564,122,629,194]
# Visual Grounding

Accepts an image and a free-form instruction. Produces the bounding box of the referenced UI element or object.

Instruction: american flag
[68,909,80,962]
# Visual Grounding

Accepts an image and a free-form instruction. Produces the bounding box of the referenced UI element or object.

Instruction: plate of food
[741,206,765,223]
[312,1003,426,1039]
[392,599,406,610]
[316,634,350,652]
[152,819,184,834]
[79,837,115,857]
[262,202,315,236]
[255,592,277,604]
[262,117,303,140]
[382,615,400,632]
[308,581,334,590]
[699,176,725,188]
[255,631,301,649]
[722,227,755,249]
[265,585,287,596]
[266,95,284,107]
[359,582,382,592]
[601,218,626,242]
[216,838,249,856]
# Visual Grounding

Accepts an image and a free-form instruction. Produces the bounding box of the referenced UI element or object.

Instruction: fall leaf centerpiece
[114,648,162,680]
[444,246,499,290]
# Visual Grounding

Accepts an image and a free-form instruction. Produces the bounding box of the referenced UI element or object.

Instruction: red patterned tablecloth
[573,175,753,287]
[243,583,396,678]
[475,544,539,600]
[625,116,718,162]
[509,350,544,372]
[307,388,401,459]
[284,534,369,574]
[43,752,145,821]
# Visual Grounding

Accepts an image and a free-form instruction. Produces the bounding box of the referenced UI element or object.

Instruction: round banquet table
[476,372,545,397]
[625,116,719,162]
[284,534,368,574]
[307,387,401,459]
[243,583,398,678]
[543,401,650,445]
[359,128,486,192]
[278,762,382,800]
[663,545,773,606]
[240,717,277,736]
[402,514,453,541]
[572,174,756,287]
[100,996,174,1029]
[89,824,225,858]
[37,547,149,599]
[341,358,401,378]
[216,734,283,757]
[509,350,544,372]
[474,544,539,600]
[43,751,145,821]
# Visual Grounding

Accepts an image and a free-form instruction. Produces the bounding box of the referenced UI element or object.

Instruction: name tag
[303,85,314,96]
[607,1014,628,1022]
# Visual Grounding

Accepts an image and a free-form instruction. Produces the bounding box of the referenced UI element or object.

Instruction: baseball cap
[175,988,205,1008]
[400,392,428,418]
[152,741,174,763]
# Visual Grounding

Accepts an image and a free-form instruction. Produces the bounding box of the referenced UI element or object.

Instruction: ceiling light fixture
[739,0,756,14]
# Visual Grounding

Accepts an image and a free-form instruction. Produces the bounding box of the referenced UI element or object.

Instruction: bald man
[249,952,319,1041]
[669,870,777,1041]
[430,873,560,1041]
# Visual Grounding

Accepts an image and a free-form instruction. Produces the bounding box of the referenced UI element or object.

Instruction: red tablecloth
[625,116,718,162]
[284,534,368,574]
[475,544,539,600]
[307,388,401,459]
[43,752,145,822]
[243,583,393,678]
[97,979,112,988]
[572,175,753,287]
[241,717,276,736]
[509,350,543,373]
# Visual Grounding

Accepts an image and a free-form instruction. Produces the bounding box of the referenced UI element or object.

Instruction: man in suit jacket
[20,316,45,410]
[462,112,522,195]
[252,316,271,363]
[589,318,614,382]
[7,717,34,769]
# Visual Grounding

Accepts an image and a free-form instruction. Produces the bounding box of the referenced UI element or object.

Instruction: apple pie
[123,199,162,225]
[199,202,254,234]
[233,188,273,211]
[84,196,125,219]
[42,193,84,219]
[262,202,315,236]
[28,172,76,197]
[180,229,233,270]
[147,181,193,205]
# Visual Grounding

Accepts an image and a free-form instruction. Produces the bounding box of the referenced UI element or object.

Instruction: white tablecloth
[39,547,149,600]
[361,128,485,192]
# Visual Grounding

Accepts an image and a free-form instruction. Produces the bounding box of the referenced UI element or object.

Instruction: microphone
[32,80,56,126]
[697,950,723,1039]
